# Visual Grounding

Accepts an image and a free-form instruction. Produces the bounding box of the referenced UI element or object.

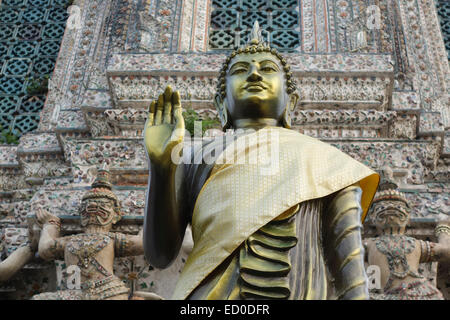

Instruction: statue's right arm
[0,219,40,281]
[143,86,188,268]
[0,246,34,282]
[36,209,65,261]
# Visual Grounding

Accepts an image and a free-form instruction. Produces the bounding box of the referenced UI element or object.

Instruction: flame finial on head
[81,165,120,208]
[248,20,264,46]
[371,167,409,208]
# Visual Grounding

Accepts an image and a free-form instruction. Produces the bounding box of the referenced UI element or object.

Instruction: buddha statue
[143,22,379,300]
[364,169,450,300]
[31,167,160,300]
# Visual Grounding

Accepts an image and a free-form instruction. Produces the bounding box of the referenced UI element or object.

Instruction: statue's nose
[87,202,98,209]
[247,67,263,82]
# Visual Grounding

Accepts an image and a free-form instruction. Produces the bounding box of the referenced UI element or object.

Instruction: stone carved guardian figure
[143,22,380,300]
[364,170,450,300]
[31,167,161,300]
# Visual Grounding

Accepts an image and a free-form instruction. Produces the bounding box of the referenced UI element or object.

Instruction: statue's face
[80,197,118,228]
[225,52,288,124]
[374,200,409,233]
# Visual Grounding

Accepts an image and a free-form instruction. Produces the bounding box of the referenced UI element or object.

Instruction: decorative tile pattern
[107,52,394,74]
[61,138,147,186]
[55,110,89,132]
[38,0,111,131]
[436,0,450,59]
[132,228,193,298]
[0,0,70,137]
[0,146,19,166]
[388,114,417,140]
[419,112,445,135]
[16,133,61,154]
[2,227,28,256]
[0,167,28,192]
[209,0,300,51]
[404,191,449,220]
[331,141,440,185]
[293,110,395,126]
[13,201,30,226]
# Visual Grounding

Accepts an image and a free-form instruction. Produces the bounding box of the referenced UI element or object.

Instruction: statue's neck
[379,227,406,236]
[84,225,112,234]
[234,118,279,130]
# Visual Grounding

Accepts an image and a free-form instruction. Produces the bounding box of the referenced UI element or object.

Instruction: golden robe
[173,127,378,299]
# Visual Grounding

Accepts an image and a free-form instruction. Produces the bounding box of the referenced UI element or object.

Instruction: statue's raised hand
[36,208,60,226]
[144,86,185,170]
[28,219,41,251]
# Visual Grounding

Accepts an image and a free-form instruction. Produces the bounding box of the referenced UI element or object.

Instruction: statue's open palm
[144,86,185,169]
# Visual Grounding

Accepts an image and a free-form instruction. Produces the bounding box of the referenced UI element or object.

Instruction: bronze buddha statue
[143,22,379,300]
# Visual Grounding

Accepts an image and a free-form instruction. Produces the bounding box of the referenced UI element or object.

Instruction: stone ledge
[107,53,394,74]
[0,146,19,168]
[60,137,148,186]
[16,133,62,155]
[391,91,421,111]
[443,135,450,157]
[107,74,393,110]
[418,111,445,136]
[0,168,28,192]
[328,139,440,185]
[55,110,89,133]
[80,105,115,137]
[106,53,394,110]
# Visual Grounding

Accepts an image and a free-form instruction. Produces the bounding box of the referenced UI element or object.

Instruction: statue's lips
[244,84,267,92]
[83,207,107,217]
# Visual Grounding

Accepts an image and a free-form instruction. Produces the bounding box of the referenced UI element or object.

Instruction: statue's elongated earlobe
[214,94,232,131]
[282,92,299,129]
[282,109,291,128]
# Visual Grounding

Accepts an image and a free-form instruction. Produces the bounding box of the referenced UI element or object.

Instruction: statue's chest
[375,235,421,284]
[66,233,112,270]
[375,235,415,262]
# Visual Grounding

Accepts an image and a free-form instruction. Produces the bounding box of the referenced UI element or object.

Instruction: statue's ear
[282,92,299,129]
[112,207,122,225]
[288,92,299,112]
[214,94,231,131]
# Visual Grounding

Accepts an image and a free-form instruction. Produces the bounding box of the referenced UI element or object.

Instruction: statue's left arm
[114,229,144,257]
[36,209,66,261]
[419,220,450,263]
[323,183,369,300]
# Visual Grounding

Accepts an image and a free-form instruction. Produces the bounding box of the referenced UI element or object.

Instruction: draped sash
[172,127,378,299]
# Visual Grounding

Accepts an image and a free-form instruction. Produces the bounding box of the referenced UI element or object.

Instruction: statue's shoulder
[279,127,343,152]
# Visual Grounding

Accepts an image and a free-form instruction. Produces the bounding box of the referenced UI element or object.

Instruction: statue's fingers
[172,90,181,111]
[163,86,172,124]
[147,101,156,126]
[172,91,184,130]
[154,94,164,125]
[36,209,44,222]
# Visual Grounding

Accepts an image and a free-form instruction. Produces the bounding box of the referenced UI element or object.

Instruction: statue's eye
[260,66,276,73]
[231,68,247,75]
